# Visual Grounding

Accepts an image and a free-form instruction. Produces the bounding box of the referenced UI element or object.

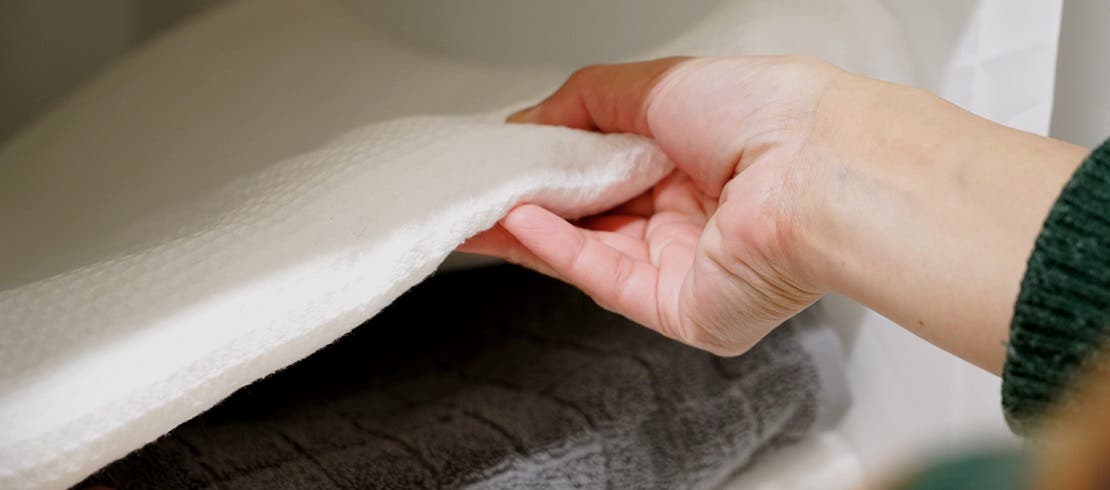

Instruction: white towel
[0,0,911,488]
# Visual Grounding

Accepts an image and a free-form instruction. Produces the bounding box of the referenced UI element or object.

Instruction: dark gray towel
[79,265,820,489]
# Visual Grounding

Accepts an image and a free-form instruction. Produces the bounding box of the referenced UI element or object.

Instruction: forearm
[805,79,1088,373]
[478,55,1095,375]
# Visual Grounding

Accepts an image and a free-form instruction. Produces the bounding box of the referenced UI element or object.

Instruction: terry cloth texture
[79,266,820,489]
[1003,138,1110,433]
[0,0,911,488]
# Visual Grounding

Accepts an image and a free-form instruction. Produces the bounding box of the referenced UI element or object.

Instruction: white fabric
[0,0,912,488]
[1,116,673,487]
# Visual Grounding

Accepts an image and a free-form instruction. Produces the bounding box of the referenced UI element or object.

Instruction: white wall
[0,0,221,143]
[1050,0,1110,148]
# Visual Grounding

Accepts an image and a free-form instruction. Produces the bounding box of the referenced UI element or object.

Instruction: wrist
[803,80,1087,372]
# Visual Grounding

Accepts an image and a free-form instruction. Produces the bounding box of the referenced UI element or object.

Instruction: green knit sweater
[1003,137,1110,433]
[904,138,1110,489]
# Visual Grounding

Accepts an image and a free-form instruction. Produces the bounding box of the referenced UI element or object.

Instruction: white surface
[861,0,1063,453]
[1051,0,1110,148]
[0,0,911,488]
[0,0,223,142]
[883,0,1063,135]
[729,3,1064,488]
[724,433,865,490]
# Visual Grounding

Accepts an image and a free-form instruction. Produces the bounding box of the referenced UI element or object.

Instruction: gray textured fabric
[80,266,821,489]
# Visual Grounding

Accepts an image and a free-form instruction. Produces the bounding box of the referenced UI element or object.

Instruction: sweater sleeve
[1002,138,1110,434]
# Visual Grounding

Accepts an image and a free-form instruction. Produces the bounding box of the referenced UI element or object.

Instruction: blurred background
[1,0,1106,147]
[0,0,223,142]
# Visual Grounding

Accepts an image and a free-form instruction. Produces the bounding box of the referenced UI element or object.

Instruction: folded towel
[0,0,910,488]
[0,115,671,490]
[80,266,820,489]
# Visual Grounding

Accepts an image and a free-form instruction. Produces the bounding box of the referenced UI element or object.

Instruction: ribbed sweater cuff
[1002,138,1110,434]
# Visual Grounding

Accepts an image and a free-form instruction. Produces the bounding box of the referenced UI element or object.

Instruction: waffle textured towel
[0,0,911,488]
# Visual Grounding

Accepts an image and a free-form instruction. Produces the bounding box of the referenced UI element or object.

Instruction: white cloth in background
[0,0,911,488]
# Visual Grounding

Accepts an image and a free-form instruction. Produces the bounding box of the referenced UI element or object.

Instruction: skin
[459,56,1089,374]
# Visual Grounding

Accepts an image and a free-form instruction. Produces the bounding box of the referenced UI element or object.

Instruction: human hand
[461,56,1087,370]
[463,57,830,356]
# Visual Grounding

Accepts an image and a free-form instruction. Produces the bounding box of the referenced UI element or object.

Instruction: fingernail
[507,104,541,124]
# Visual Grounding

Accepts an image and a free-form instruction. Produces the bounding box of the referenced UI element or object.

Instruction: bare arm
[461,56,1088,374]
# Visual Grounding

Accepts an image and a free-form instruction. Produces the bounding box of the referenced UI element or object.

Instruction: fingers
[457,225,560,278]
[501,204,662,329]
[505,57,739,198]
[507,57,692,136]
[459,192,656,280]
[575,214,647,238]
[458,212,652,285]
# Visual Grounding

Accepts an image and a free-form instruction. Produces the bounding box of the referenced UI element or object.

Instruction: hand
[461,56,1088,371]
[464,56,830,356]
